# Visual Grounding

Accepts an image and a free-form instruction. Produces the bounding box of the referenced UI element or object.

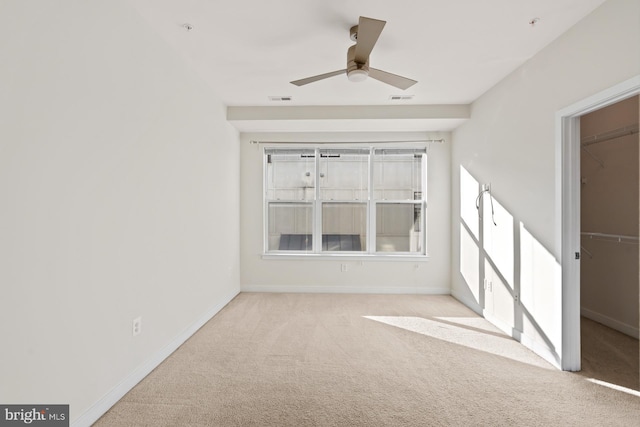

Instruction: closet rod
[581,231,639,244]
[581,123,639,147]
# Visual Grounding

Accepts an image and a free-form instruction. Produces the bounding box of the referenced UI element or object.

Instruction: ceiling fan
[290,16,417,90]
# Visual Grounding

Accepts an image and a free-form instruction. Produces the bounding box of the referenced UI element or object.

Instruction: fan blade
[354,17,386,64]
[369,68,417,90]
[290,69,346,86]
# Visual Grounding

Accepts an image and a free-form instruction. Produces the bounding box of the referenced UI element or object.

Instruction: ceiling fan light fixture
[290,16,417,90]
[347,69,368,82]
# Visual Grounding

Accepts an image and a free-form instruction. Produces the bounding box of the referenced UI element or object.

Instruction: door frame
[556,75,640,371]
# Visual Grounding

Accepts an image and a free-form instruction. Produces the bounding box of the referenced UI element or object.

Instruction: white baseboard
[513,328,562,370]
[241,284,450,295]
[581,307,639,339]
[72,288,240,427]
[449,289,483,316]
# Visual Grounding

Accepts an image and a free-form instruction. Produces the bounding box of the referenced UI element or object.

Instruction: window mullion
[263,147,268,254]
[422,151,427,254]
[367,147,375,254]
[313,148,322,253]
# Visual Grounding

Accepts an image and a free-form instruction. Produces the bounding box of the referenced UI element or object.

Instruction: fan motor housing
[346,44,369,81]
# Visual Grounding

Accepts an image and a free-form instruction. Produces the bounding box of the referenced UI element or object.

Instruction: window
[264,146,426,256]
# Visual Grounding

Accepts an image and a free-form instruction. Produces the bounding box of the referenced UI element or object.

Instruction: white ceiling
[130,0,606,131]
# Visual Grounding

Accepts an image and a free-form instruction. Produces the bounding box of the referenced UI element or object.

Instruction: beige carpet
[95,293,640,426]
[579,316,639,391]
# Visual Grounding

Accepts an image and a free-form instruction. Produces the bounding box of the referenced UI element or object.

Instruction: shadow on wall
[457,165,562,367]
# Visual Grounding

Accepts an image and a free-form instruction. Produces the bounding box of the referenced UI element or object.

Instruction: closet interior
[579,95,639,390]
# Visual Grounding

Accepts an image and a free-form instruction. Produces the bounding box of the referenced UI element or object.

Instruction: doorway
[578,95,639,390]
[558,75,640,372]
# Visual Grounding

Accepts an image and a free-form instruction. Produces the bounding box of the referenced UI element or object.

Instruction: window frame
[262,144,428,259]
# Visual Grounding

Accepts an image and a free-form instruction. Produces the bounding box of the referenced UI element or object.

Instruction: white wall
[451,0,640,367]
[240,132,451,294]
[0,1,240,424]
[580,96,639,337]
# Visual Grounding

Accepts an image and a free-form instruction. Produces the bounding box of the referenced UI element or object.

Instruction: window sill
[261,253,430,262]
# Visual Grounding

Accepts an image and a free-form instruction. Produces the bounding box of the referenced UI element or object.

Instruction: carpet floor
[95,293,640,426]
[579,316,639,391]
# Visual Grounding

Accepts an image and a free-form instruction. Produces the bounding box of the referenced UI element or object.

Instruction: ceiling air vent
[268,96,293,101]
[389,95,414,101]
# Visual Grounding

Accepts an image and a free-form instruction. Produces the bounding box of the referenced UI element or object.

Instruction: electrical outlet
[132,316,142,337]
[341,264,348,272]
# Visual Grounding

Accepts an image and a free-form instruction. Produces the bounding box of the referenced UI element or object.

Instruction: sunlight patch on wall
[520,222,562,349]
[460,166,480,239]
[483,196,514,289]
[460,224,480,303]
[484,259,515,327]
[459,165,481,303]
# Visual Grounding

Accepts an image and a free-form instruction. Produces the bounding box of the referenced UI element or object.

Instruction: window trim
[263,144,429,258]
